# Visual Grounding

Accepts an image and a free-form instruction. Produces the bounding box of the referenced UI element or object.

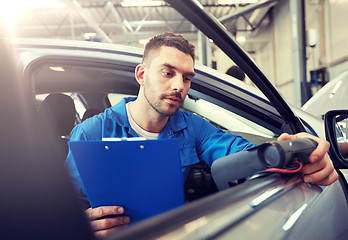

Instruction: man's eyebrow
[163,63,175,69]
[162,63,195,77]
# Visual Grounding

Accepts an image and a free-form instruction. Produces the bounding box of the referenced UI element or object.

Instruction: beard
[143,84,183,117]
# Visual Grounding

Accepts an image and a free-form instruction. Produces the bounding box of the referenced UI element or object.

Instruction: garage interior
[2,1,348,239]
[2,0,347,107]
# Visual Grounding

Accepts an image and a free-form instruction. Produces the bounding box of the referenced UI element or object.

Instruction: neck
[129,98,169,133]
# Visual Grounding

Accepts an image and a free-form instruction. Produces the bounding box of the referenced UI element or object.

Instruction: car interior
[38,92,79,158]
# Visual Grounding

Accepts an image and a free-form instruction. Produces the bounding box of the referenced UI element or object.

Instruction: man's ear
[135,64,145,86]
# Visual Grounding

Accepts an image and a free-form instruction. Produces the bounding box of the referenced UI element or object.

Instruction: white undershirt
[126,102,159,140]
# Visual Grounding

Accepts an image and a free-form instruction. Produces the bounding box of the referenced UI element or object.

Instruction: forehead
[147,46,194,70]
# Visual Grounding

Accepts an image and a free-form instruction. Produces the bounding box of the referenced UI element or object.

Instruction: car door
[0,32,95,240]
[104,0,348,239]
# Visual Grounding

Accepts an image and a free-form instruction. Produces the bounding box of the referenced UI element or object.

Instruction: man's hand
[277,132,338,186]
[85,206,130,238]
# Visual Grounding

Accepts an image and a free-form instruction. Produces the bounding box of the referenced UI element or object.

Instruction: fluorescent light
[121,0,163,7]
[236,35,246,45]
[218,0,258,4]
[49,66,65,72]
[139,39,149,45]
[84,33,96,39]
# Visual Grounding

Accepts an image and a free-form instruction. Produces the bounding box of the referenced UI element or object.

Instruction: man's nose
[171,75,184,92]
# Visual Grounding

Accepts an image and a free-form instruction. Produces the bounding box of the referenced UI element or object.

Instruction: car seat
[184,161,218,202]
[38,93,77,158]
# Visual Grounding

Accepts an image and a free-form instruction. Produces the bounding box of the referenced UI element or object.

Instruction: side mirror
[325,110,348,168]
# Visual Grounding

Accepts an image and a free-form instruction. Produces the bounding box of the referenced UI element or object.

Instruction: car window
[108,92,277,144]
[182,96,276,138]
[32,60,279,146]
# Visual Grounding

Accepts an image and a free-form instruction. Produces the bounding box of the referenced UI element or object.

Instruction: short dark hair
[143,32,195,64]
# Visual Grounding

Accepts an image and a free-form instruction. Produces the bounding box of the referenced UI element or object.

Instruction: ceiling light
[121,0,163,7]
[139,39,149,45]
[236,35,246,45]
[84,33,96,39]
[218,0,258,4]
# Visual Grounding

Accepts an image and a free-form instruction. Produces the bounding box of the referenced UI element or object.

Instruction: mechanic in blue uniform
[65,32,338,238]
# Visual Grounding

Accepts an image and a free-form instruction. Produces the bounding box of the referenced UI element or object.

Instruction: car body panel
[107,174,348,240]
[159,177,323,240]
[302,70,348,117]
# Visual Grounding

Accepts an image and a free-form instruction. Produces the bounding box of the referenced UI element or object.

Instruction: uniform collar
[110,97,135,128]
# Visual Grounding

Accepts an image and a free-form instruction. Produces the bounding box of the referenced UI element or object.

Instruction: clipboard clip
[102,137,147,150]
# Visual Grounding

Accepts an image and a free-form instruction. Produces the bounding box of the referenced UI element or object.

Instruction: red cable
[264,161,303,174]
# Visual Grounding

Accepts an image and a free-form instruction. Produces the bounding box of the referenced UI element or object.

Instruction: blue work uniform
[65,97,256,208]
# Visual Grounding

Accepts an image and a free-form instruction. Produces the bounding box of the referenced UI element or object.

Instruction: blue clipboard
[68,139,185,224]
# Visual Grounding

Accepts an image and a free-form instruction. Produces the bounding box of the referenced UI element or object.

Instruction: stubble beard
[143,86,183,117]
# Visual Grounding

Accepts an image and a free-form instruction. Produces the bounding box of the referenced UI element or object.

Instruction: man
[65,32,338,238]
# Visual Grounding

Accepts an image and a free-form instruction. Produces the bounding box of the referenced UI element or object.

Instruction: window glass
[37,92,277,142]
[182,96,277,141]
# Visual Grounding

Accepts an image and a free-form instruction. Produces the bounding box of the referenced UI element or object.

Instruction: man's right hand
[85,206,130,238]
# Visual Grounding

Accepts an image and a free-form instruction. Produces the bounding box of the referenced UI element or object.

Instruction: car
[11,37,324,202]
[302,69,348,118]
[1,0,348,239]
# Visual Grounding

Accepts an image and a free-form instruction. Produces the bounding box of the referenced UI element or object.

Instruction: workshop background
[1,0,346,107]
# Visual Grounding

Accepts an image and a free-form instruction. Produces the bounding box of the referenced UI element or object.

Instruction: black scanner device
[211,138,318,190]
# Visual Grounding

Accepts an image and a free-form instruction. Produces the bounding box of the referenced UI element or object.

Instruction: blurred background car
[302,70,348,118]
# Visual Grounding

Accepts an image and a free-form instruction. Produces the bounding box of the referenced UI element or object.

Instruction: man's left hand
[277,132,338,186]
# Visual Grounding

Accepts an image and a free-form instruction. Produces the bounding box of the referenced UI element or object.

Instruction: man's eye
[162,71,172,77]
[184,76,192,82]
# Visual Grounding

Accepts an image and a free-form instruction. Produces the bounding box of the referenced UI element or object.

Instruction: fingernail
[118,207,124,214]
[123,217,130,224]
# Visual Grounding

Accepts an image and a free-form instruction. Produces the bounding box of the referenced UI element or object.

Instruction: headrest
[39,93,76,136]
